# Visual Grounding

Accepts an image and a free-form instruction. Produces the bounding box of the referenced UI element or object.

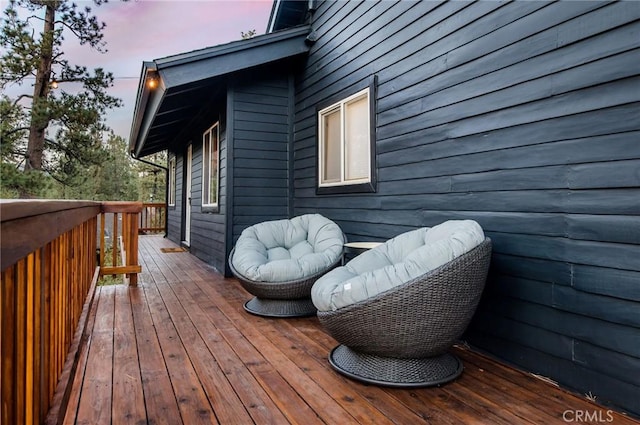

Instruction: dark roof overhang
[267,0,312,33]
[129,25,311,158]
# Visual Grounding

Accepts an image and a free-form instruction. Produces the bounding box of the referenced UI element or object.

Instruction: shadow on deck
[63,235,639,424]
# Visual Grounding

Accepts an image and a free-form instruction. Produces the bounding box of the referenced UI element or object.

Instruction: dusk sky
[7,0,275,141]
[90,0,273,139]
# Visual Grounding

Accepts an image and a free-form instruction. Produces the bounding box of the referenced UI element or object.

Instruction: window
[168,156,176,206]
[202,123,220,207]
[318,83,375,194]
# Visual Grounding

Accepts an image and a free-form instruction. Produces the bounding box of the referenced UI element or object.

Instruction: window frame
[201,122,220,210]
[316,76,377,195]
[168,156,176,207]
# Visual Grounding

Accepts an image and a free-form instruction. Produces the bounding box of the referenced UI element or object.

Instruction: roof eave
[130,25,311,159]
[157,25,311,89]
[267,0,313,33]
[129,62,159,156]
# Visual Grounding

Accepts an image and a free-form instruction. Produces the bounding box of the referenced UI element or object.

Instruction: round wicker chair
[314,225,491,387]
[229,214,344,318]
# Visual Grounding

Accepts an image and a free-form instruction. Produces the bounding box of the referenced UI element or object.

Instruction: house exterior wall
[166,97,228,272]
[225,68,293,275]
[166,64,294,276]
[292,1,640,415]
[188,121,227,270]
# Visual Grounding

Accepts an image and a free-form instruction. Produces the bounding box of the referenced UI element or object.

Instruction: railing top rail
[101,201,143,213]
[1,201,101,271]
[0,200,143,271]
[0,199,100,222]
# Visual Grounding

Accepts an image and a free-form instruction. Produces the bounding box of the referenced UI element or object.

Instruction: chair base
[244,297,317,318]
[328,345,463,388]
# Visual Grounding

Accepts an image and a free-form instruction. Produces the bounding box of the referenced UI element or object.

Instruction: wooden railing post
[129,212,140,285]
[99,202,143,286]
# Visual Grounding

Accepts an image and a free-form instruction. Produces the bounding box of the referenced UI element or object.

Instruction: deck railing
[0,200,143,425]
[139,202,166,234]
[99,202,143,285]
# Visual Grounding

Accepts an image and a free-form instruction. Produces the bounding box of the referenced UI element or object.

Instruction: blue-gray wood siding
[225,69,293,274]
[187,121,227,272]
[293,0,640,415]
[166,67,293,276]
[165,93,228,273]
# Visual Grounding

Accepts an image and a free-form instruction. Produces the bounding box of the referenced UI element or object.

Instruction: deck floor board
[62,235,639,425]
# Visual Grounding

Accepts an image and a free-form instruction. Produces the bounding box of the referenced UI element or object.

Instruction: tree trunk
[25,3,56,172]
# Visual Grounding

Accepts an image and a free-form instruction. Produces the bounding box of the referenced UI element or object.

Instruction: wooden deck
[62,235,639,425]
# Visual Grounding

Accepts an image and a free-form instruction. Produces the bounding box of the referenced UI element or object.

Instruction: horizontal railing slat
[101,265,142,275]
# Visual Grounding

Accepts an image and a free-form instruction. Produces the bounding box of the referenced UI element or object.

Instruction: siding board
[377,103,640,155]
[552,285,640,328]
[572,266,640,301]
[379,22,640,111]
[377,76,640,141]
[573,341,640,387]
[229,69,292,262]
[491,254,572,285]
[473,298,640,358]
[378,49,640,130]
[380,131,640,173]
[466,332,640,415]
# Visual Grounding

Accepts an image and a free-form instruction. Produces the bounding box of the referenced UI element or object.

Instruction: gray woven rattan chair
[229,251,342,317]
[315,235,491,387]
[229,214,344,318]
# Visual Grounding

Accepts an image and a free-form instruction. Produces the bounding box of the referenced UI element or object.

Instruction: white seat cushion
[311,220,485,312]
[231,214,344,282]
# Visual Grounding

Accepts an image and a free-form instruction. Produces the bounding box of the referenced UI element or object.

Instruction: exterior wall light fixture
[147,73,159,90]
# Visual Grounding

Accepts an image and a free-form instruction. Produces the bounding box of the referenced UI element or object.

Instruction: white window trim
[202,122,220,208]
[318,87,371,188]
[168,156,176,206]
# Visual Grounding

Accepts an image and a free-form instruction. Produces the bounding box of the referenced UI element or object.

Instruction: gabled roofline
[154,25,309,70]
[129,25,312,158]
[267,0,282,33]
[128,62,158,154]
[267,0,314,33]
[156,25,311,89]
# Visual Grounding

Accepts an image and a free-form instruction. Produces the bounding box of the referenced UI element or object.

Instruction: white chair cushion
[231,214,344,282]
[311,220,485,312]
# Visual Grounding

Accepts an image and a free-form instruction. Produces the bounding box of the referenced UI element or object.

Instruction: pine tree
[0,0,121,197]
[95,134,139,201]
[136,151,166,203]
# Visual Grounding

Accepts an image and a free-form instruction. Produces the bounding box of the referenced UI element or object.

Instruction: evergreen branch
[53,77,85,84]
[3,126,30,137]
[44,137,85,163]
[42,165,66,185]
[28,1,56,6]
[0,70,36,89]
[4,148,27,157]
[12,94,32,107]
[57,20,84,42]
[25,14,45,24]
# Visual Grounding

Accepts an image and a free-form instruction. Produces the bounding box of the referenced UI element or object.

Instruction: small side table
[342,241,382,264]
